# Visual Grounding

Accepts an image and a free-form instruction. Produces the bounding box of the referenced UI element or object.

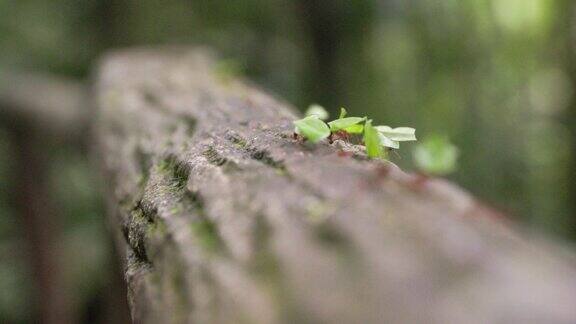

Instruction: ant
[328,130,351,143]
[293,130,355,144]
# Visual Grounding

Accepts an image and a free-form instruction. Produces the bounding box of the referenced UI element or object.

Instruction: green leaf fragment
[294,116,331,143]
[375,126,417,141]
[363,120,384,158]
[338,107,347,119]
[305,104,329,120]
[413,135,459,175]
[343,123,364,134]
[378,133,400,149]
[328,117,366,132]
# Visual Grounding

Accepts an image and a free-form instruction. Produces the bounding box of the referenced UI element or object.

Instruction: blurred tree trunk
[10,129,71,324]
[0,72,130,323]
[0,73,86,323]
[560,1,576,237]
[295,0,341,109]
[92,0,127,50]
[294,0,376,111]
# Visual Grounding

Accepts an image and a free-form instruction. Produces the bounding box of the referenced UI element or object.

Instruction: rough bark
[94,47,576,324]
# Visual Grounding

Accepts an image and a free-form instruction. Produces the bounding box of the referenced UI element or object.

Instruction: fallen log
[0,71,87,138]
[94,47,576,324]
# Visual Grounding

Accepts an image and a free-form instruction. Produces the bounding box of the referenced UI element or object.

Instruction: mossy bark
[94,47,576,324]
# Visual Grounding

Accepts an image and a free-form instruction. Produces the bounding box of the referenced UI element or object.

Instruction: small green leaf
[328,117,366,132]
[378,133,400,149]
[305,104,329,120]
[294,116,331,143]
[364,120,384,158]
[375,126,417,141]
[338,107,347,119]
[343,124,364,134]
[413,135,459,175]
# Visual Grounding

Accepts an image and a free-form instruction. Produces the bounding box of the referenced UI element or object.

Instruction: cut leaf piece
[413,135,459,175]
[343,124,364,134]
[364,120,384,158]
[375,126,417,141]
[338,107,347,119]
[294,116,331,143]
[378,133,400,149]
[328,117,366,132]
[305,104,329,120]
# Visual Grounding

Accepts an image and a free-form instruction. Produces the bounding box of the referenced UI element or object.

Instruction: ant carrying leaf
[364,119,385,158]
[413,135,458,175]
[304,104,330,120]
[294,115,331,143]
[328,108,366,133]
[293,104,417,160]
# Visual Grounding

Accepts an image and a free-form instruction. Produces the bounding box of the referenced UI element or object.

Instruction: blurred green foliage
[1,0,575,322]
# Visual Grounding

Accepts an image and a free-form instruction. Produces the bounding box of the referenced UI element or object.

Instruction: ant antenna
[391,149,402,160]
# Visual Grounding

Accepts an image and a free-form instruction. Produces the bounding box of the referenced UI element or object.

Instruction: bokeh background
[1,0,575,322]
